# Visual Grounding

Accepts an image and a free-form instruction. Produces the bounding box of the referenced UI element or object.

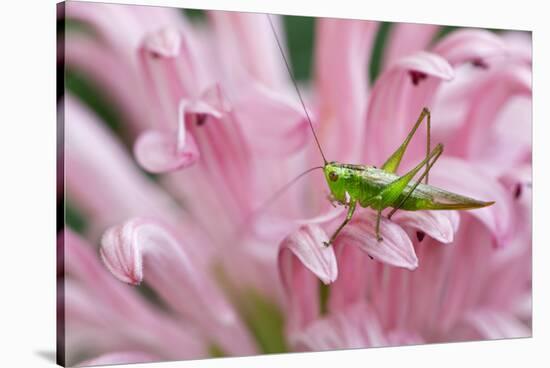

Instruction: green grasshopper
[266,15,494,246]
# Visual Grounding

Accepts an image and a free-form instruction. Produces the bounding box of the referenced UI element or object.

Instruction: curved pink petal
[433,29,507,66]
[364,51,454,166]
[232,82,311,156]
[66,2,185,60]
[137,26,215,141]
[446,64,531,159]
[77,352,158,367]
[481,165,531,311]
[142,26,181,57]
[63,231,206,363]
[100,218,256,355]
[393,210,460,244]
[64,95,193,240]
[134,129,199,173]
[338,212,418,270]
[181,86,255,224]
[430,157,513,247]
[278,225,337,334]
[488,96,532,171]
[279,224,337,285]
[383,23,439,68]
[140,26,208,95]
[430,31,530,159]
[138,28,196,133]
[133,92,221,174]
[315,18,378,161]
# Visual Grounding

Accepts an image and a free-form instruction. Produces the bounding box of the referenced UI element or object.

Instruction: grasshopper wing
[402,182,495,211]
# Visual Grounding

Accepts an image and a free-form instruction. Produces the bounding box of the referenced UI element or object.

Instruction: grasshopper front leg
[324,200,357,247]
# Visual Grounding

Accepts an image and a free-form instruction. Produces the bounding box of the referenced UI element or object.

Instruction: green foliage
[432,25,461,43]
[65,68,125,138]
[282,16,393,85]
[208,344,227,358]
[319,281,330,316]
[238,289,288,354]
[62,18,97,36]
[184,8,206,22]
[284,15,315,81]
[65,201,87,234]
[369,22,392,84]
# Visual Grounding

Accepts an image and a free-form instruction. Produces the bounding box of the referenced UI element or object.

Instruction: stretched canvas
[57,1,532,366]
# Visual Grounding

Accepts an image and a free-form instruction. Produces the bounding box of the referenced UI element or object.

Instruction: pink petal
[132,94,214,174]
[296,206,347,226]
[66,2,154,55]
[134,129,199,173]
[315,18,378,161]
[278,225,337,333]
[77,352,158,367]
[279,225,337,285]
[65,2,187,74]
[63,231,206,363]
[137,26,213,136]
[100,218,256,355]
[447,64,531,159]
[182,86,255,223]
[64,34,149,133]
[513,293,532,320]
[292,303,390,351]
[364,51,454,166]
[502,31,532,65]
[209,12,289,89]
[464,310,531,339]
[338,212,418,270]
[232,81,311,156]
[386,330,424,346]
[250,206,345,244]
[64,96,192,240]
[429,157,513,247]
[487,96,532,174]
[393,210,460,244]
[433,29,508,66]
[142,27,181,57]
[327,241,370,312]
[383,23,439,68]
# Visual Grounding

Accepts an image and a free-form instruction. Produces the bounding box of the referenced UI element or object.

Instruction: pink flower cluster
[60,2,531,366]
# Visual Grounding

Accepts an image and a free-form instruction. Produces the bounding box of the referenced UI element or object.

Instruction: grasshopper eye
[329,172,339,182]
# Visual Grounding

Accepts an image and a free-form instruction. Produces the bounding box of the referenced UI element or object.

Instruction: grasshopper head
[324,162,348,203]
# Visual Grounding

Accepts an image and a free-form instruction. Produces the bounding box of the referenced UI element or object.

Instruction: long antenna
[252,166,324,217]
[238,165,325,238]
[267,14,327,165]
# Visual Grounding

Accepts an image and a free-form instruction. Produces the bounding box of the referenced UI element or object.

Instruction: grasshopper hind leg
[387,143,444,219]
[381,107,432,185]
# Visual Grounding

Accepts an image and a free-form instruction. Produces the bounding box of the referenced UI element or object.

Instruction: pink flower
[60,3,531,366]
